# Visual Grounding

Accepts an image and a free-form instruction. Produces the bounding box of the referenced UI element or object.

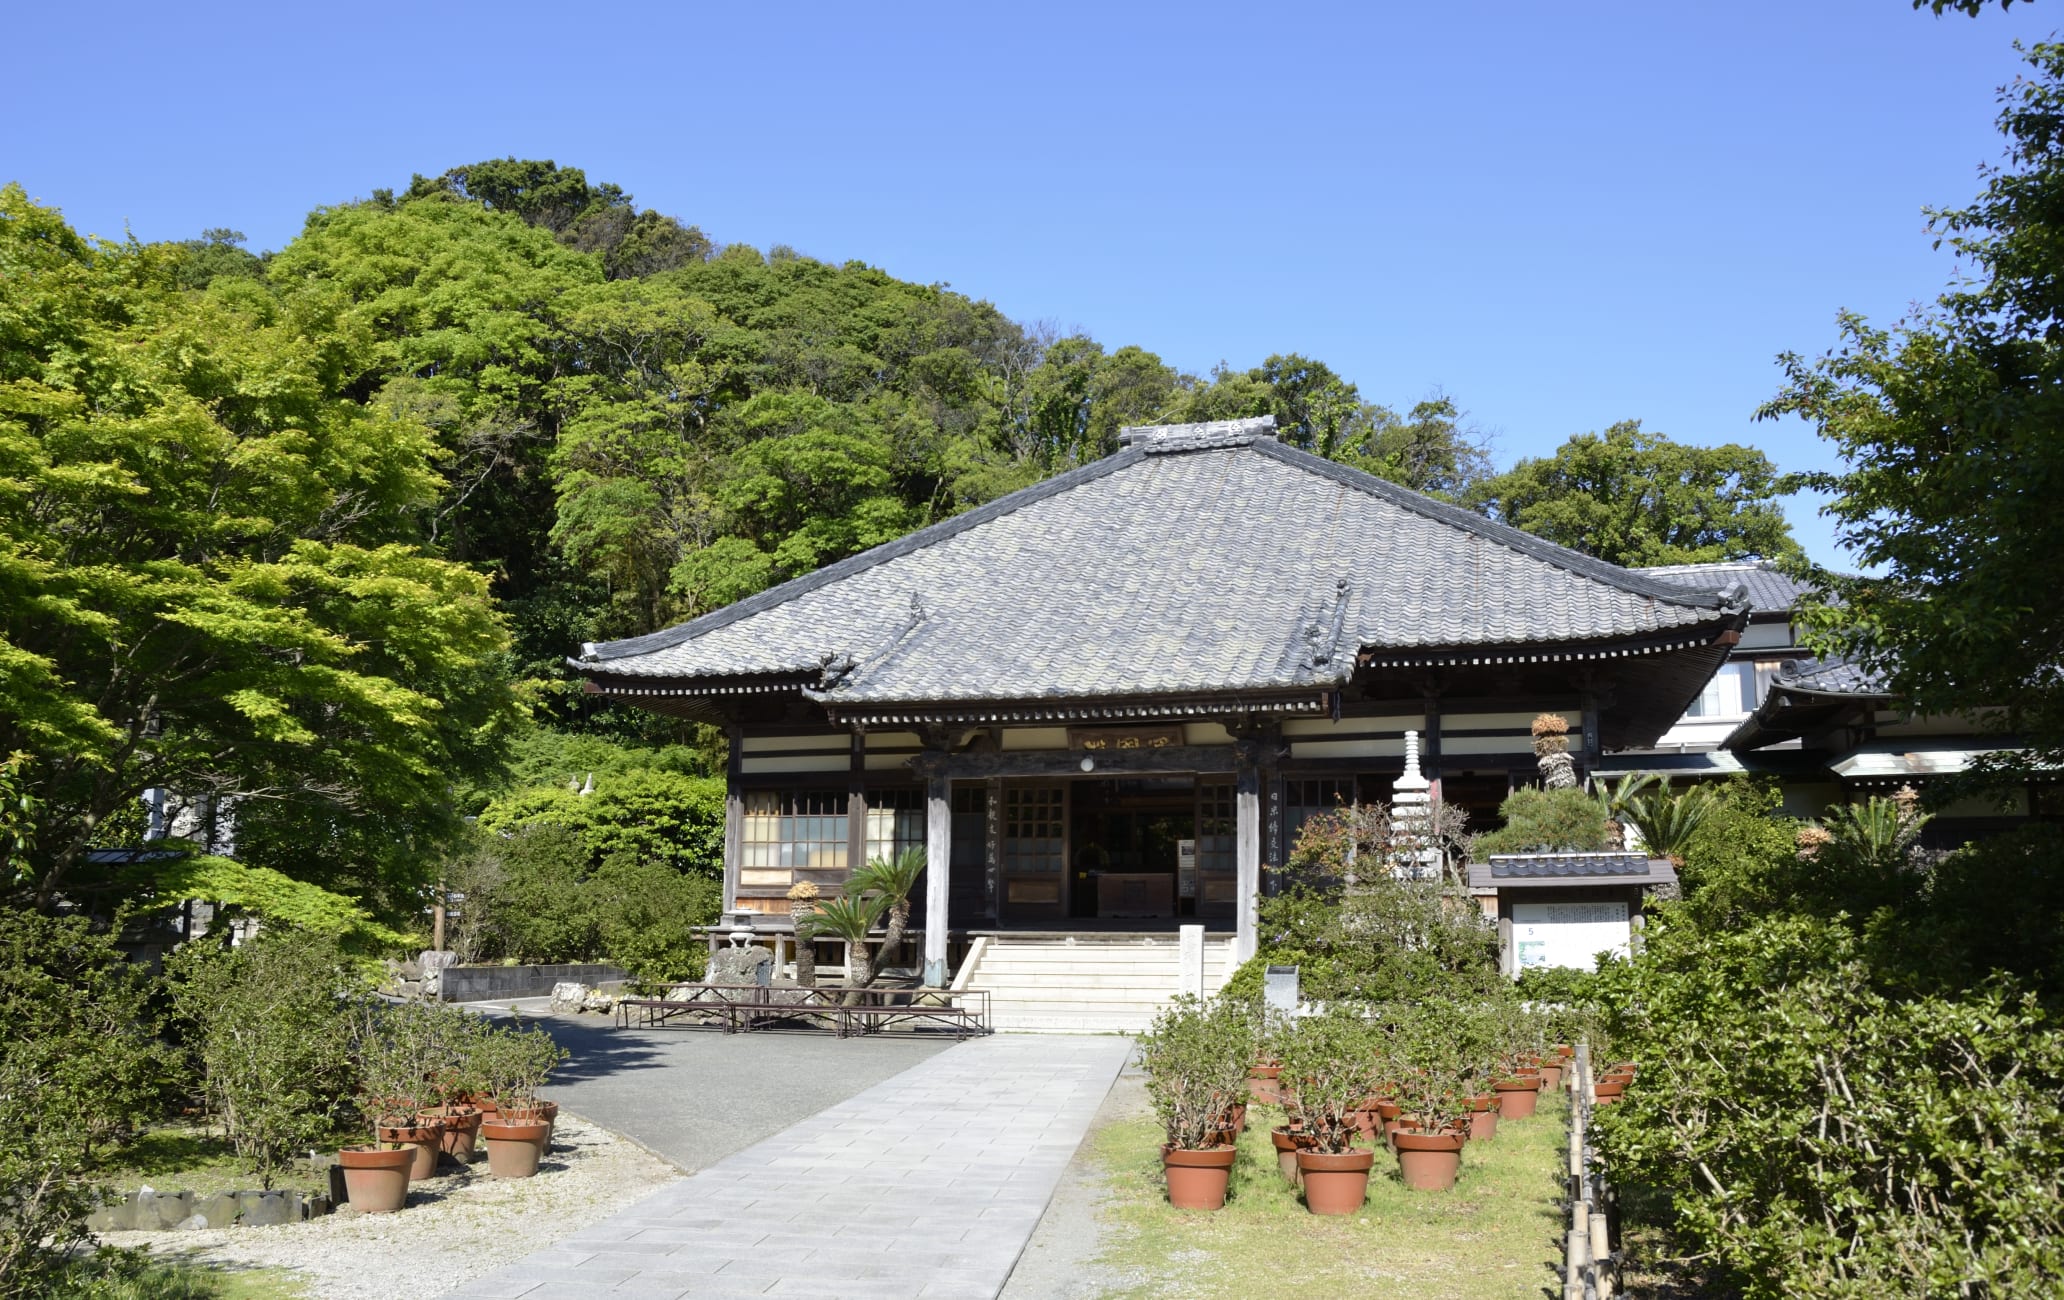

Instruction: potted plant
[1491,1002,1545,1120]
[1381,1004,1471,1192]
[339,1006,424,1212]
[478,1019,568,1179]
[418,1005,486,1162]
[1278,1011,1379,1215]
[358,1003,448,1182]
[1138,995,1249,1211]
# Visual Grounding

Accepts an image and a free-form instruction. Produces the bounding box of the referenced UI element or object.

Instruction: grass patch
[60,1252,312,1299]
[1090,1089,1569,1299]
[93,1125,329,1198]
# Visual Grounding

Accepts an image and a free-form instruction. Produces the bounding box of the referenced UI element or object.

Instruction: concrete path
[444,1034,1132,1300]
[465,1001,951,1172]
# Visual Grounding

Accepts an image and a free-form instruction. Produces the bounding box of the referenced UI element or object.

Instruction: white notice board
[1176,839,1197,899]
[1511,901,1631,971]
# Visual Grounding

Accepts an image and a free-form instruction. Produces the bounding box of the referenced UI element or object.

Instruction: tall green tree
[1764,41,2064,771]
[0,185,521,913]
[1464,419,1799,566]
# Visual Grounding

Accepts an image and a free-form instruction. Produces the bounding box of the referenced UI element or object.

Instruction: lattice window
[740,790,849,894]
[863,788,925,864]
[1002,786,1065,873]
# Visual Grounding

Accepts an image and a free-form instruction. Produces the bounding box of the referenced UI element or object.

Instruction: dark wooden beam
[908,744,1240,780]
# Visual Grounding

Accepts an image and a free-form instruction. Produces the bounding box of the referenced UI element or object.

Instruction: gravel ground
[999,1052,1151,1300]
[101,1113,682,1299]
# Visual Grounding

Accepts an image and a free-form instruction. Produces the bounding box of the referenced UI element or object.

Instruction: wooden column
[845,731,866,876]
[722,726,742,912]
[1235,757,1262,963]
[923,771,952,985]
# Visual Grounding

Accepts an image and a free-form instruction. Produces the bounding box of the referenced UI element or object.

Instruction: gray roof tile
[577,420,1744,706]
[1633,561,1819,616]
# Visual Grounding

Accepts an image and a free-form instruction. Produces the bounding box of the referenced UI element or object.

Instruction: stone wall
[436,962,629,1003]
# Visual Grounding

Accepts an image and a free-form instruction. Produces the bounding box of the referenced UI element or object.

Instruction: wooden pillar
[846,731,867,875]
[924,770,951,986]
[1235,761,1262,963]
[722,727,742,913]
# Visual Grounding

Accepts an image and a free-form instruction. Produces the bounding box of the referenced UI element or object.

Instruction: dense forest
[0,157,1797,934]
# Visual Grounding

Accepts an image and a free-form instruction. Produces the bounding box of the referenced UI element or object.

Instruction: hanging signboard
[1176,838,1198,899]
[1068,725,1183,751]
[1510,901,1631,971]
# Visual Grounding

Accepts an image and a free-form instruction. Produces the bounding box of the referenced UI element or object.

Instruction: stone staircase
[954,931,1239,1033]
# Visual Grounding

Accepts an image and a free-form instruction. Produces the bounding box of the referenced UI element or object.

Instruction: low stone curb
[89,1187,333,1232]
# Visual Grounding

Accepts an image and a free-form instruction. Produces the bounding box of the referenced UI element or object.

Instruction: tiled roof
[1483,852,1655,878]
[1633,561,1818,617]
[1466,856,1679,891]
[576,419,1745,706]
[1776,656,1888,696]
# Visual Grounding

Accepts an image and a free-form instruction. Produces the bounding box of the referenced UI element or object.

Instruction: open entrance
[996,776,1235,927]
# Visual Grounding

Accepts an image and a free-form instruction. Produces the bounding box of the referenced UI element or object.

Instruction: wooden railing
[615,982,990,1040]
[1565,1042,1620,1300]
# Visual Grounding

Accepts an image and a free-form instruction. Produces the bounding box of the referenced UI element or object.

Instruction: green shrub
[592,854,719,984]
[1669,777,1800,927]
[1593,913,2064,1296]
[1372,1001,1473,1136]
[166,930,359,1186]
[1138,995,1253,1150]
[1513,964,1597,1006]
[1276,1009,1378,1154]
[477,768,724,877]
[0,910,173,1297]
[452,824,720,974]
[473,1017,568,1115]
[1473,785,1613,855]
[1251,874,1504,1005]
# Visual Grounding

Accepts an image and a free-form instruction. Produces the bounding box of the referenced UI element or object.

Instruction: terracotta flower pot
[338,1144,413,1213]
[1162,1145,1237,1210]
[1539,1061,1563,1090]
[376,1118,448,1181]
[480,1117,550,1179]
[1493,1077,1541,1120]
[1270,1126,1316,1186]
[1392,1129,1466,1191]
[1248,1062,1282,1105]
[426,1106,483,1160]
[1594,1078,1627,1105]
[1221,1103,1247,1136]
[1297,1148,1375,1215]
[1465,1096,1499,1142]
[499,1100,561,1148]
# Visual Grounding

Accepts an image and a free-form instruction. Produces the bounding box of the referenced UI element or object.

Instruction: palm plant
[848,846,926,962]
[810,892,889,992]
[1618,779,1716,864]
[1592,771,1660,840]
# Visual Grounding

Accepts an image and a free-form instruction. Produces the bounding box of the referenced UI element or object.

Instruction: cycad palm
[1620,780,1715,864]
[811,892,889,991]
[849,846,926,962]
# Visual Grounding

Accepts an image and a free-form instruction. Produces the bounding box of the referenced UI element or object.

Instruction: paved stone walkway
[444,1034,1133,1300]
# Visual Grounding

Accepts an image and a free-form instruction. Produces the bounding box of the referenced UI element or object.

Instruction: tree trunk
[790,902,817,988]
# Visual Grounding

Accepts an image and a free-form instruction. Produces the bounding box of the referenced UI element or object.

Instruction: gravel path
[102,1113,683,1300]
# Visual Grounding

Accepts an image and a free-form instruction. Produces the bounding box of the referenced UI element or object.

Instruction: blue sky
[7,1,2053,567]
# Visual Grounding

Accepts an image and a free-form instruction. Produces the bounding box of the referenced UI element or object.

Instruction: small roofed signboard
[1511,901,1631,971]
